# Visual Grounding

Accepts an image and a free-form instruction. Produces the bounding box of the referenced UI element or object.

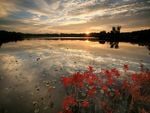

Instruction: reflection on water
[99,40,120,49]
[0,40,150,113]
[99,40,150,54]
[109,41,119,49]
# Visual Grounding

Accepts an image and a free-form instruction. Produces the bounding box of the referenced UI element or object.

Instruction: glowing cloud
[0,0,150,33]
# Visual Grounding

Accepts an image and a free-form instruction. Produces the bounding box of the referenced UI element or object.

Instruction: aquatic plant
[58,65,150,113]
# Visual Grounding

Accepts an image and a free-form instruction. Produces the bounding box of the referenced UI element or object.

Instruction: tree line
[0,28,150,47]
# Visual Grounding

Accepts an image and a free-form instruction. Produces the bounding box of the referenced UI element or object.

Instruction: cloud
[0,0,150,33]
[0,0,19,18]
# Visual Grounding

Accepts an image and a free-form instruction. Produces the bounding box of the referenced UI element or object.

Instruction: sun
[85,31,90,35]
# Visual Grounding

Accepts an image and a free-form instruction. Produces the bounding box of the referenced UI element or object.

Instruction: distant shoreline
[0,29,150,49]
[25,37,98,41]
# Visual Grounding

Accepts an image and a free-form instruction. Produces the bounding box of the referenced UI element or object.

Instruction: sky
[0,0,150,33]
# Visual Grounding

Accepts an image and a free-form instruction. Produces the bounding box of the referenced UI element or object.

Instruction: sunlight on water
[85,40,89,43]
[0,40,149,113]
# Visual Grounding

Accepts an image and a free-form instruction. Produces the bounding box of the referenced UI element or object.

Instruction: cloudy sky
[0,0,150,33]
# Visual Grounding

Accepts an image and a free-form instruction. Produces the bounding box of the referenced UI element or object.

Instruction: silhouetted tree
[0,29,150,52]
[109,26,121,49]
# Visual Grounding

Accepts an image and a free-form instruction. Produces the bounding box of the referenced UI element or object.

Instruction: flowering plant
[59,64,150,113]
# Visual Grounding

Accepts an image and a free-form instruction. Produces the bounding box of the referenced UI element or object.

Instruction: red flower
[78,82,84,88]
[61,77,72,87]
[131,73,138,81]
[63,96,77,109]
[107,78,113,86]
[104,70,112,78]
[98,79,102,84]
[123,64,129,71]
[85,73,98,86]
[111,68,120,77]
[114,89,120,96]
[111,68,116,73]
[122,80,129,89]
[88,66,94,72]
[102,85,108,92]
[72,72,84,88]
[87,87,96,96]
[86,77,94,85]
[81,100,89,108]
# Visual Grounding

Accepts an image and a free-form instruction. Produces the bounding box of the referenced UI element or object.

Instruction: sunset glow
[0,1,149,113]
[85,31,90,35]
[0,0,150,33]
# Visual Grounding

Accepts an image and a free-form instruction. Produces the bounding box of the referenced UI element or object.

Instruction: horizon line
[0,28,150,35]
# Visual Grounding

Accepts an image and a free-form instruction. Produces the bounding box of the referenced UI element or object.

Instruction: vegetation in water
[58,64,150,113]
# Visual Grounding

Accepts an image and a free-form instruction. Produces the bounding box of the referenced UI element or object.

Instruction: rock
[35,86,40,92]
[32,101,38,106]
[46,81,50,87]
[36,58,40,61]
[36,88,40,91]
[34,108,39,113]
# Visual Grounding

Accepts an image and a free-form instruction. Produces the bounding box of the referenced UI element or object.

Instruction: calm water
[0,40,149,113]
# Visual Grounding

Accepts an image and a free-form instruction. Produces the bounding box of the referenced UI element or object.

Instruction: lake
[0,39,149,113]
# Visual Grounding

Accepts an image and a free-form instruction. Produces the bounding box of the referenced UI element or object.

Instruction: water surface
[0,40,149,113]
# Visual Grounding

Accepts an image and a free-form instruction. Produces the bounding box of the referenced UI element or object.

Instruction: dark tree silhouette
[109,26,121,49]
[0,30,23,47]
[0,29,150,52]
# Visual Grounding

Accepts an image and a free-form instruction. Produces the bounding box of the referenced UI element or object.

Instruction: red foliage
[81,100,89,108]
[62,96,77,110]
[61,77,73,87]
[122,80,130,89]
[59,64,150,113]
[107,78,113,86]
[123,64,129,71]
[129,71,150,103]
[102,85,108,93]
[88,66,94,72]
[72,72,84,88]
[87,88,96,96]
[104,70,112,78]
[131,73,138,81]
[87,87,96,97]
[114,89,120,96]
[111,68,120,77]
[85,75,97,86]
